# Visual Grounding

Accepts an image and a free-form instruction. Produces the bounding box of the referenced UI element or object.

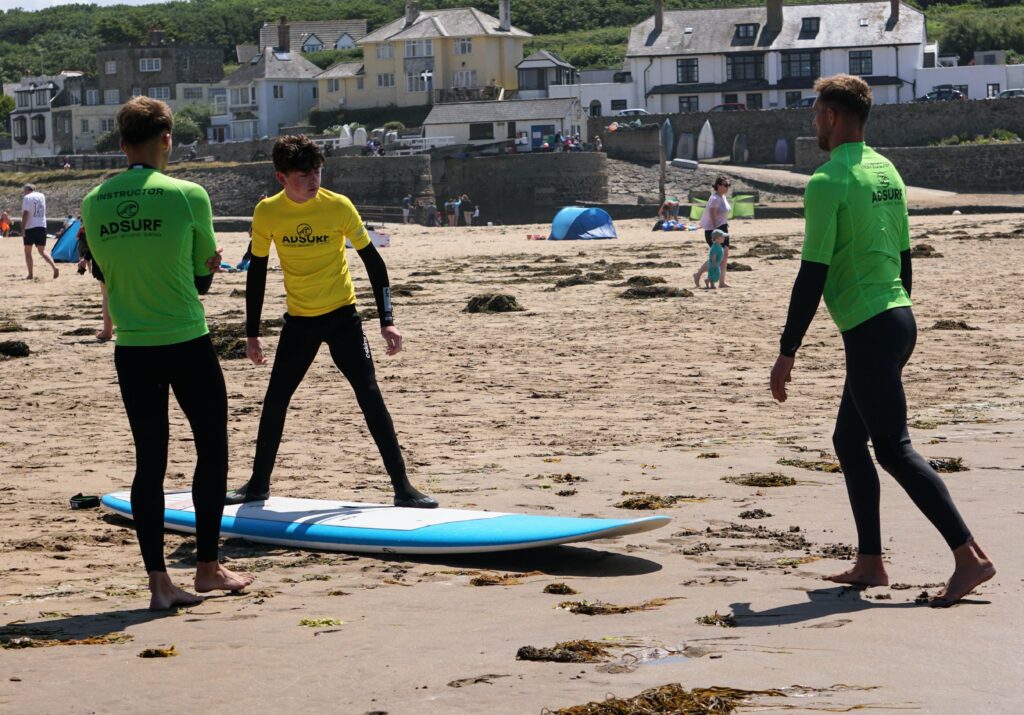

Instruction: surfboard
[731,132,748,164]
[696,120,715,160]
[101,491,671,555]
[353,127,368,146]
[660,119,674,159]
[675,132,695,160]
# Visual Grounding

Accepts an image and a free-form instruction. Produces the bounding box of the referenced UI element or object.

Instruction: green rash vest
[802,142,912,333]
[81,168,216,347]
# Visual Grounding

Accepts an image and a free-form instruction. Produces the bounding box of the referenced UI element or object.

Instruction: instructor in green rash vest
[770,75,995,607]
[81,97,254,610]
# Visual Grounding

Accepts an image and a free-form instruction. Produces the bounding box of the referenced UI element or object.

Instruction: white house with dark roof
[423,97,584,149]
[516,50,578,99]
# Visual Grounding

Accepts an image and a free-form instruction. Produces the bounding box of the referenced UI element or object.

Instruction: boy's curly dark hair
[272,134,324,174]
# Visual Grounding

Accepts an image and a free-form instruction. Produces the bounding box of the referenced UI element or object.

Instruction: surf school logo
[876,174,890,189]
[116,200,139,219]
[281,223,329,244]
[872,174,902,203]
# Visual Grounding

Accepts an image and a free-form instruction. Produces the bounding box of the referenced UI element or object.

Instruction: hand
[246,336,266,365]
[206,247,224,272]
[382,325,402,356]
[770,354,795,403]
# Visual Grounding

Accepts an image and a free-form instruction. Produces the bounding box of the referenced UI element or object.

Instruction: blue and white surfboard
[101,491,671,555]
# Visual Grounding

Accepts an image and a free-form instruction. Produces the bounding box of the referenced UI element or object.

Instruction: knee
[872,438,906,475]
[832,429,863,460]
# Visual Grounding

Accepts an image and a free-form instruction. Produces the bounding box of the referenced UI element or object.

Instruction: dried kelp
[615,492,699,509]
[517,639,611,663]
[928,457,968,473]
[722,473,796,487]
[777,457,842,473]
[558,598,677,615]
[464,293,524,313]
[138,646,178,658]
[738,509,772,520]
[2,632,133,649]
[546,683,785,714]
[695,612,737,628]
[543,583,578,595]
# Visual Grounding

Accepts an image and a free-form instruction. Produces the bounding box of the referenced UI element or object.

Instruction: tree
[173,115,203,145]
[95,129,121,153]
[177,103,212,137]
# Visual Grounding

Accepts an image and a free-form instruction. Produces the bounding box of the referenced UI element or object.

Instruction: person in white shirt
[693,176,732,288]
[21,184,58,280]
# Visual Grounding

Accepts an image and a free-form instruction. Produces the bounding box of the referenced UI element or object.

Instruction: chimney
[889,0,900,23]
[405,1,420,28]
[148,27,166,45]
[277,16,290,52]
[766,0,783,33]
[654,0,664,34]
[499,0,511,32]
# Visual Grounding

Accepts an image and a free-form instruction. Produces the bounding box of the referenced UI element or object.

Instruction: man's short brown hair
[272,135,324,174]
[814,74,872,125]
[116,96,174,146]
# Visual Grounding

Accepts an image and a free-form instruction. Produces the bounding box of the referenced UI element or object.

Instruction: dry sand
[1,212,1022,714]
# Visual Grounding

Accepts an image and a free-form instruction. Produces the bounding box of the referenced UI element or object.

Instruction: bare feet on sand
[96,331,112,341]
[718,282,731,289]
[194,561,255,594]
[148,572,203,611]
[930,541,996,607]
[825,554,889,587]
[692,272,700,288]
[53,267,59,279]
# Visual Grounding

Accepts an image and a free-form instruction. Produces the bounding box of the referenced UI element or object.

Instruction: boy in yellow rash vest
[226,135,437,508]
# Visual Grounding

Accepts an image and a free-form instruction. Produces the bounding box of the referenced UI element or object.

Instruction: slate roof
[360,7,530,45]
[259,20,369,51]
[227,47,322,86]
[628,2,924,57]
[424,97,577,125]
[316,62,365,80]
[235,44,259,63]
[516,50,574,70]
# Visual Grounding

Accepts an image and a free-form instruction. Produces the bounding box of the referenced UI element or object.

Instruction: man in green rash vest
[770,75,994,607]
[81,97,254,610]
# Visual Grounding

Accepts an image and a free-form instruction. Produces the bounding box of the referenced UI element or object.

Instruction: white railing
[386,136,455,155]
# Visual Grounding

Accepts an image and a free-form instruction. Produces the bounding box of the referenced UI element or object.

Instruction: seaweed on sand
[557,598,678,615]
[614,492,697,509]
[695,612,737,627]
[910,243,943,258]
[928,457,968,473]
[299,618,343,627]
[547,683,785,714]
[738,509,772,519]
[0,340,30,359]
[464,293,524,313]
[618,285,693,299]
[0,319,25,332]
[207,323,248,359]
[517,639,611,663]
[2,632,133,649]
[543,583,578,595]
[470,572,532,586]
[931,320,978,331]
[138,646,178,658]
[722,473,796,487]
[616,275,666,287]
[697,452,720,459]
[777,457,842,473]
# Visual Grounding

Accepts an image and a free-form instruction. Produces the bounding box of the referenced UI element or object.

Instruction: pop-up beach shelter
[548,207,617,240]
[51,219,81,262]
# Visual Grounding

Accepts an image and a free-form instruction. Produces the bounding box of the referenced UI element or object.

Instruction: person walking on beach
[75,225,113,341]
[769,75,994,607]
[81,97,254,610]
[402,193,412,224]
[21,184,59,280]
[693,177,731,288]
[225,135,437,509]
[460,194,475,226]
[704,229,726,289]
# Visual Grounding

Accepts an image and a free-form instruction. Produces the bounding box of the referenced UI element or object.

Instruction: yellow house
[318,1,531,111]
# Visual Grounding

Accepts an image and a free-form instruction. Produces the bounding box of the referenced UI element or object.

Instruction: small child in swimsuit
[705,229,727,289]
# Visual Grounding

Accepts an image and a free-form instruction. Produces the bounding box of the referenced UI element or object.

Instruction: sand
[1,212,1022,714]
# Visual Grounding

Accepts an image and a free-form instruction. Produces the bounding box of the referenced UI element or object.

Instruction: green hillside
[0,0,1019,81]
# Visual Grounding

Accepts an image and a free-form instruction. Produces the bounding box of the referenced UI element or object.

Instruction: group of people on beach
[59,74,995,611]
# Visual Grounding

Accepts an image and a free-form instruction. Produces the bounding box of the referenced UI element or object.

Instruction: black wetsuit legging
[115,335,228,573]
[833,306,972,555]
[248,305,407,494]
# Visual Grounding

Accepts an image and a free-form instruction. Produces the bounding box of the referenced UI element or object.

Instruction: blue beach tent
[548,207,617,240]
[51,219,82,262]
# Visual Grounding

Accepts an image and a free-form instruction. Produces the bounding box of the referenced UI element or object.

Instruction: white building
[423,97,584,149]
[2,74,72,160]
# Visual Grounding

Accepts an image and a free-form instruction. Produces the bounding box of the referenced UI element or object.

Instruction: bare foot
[718,282,731,289]
[148,572,203,611]
[930,541,996,607]
[96,331,113,341]
[194,561,255,594]
[24,275,33,280]
[825,554,889,587]
[692,272,700,287]
[53,267,59,279]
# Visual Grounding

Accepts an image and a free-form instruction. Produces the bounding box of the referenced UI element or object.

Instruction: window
[34,89,50,105]
[70,89,81,104]
[80,119,89,132]
[724,93,739,104]
[745,93,763,110]
[781,50,820,79]
[981,54,996,65]
[16,92,29,108]
[230,86,254,106]
[452,70,477,88]
[734,24,757,40]
[273,84,285,99]
[987,83,1001,98]
[406,72,429,93]
[610,99,627,111]
[849,50,873,76]
[455,38,472,55]
[31,115,45,142]
[589,100,602,116]
[356,77,364,90]
[678,96,699,112]
[209,88,227,115]
[726,54,764,81]
[954,84,969,98]
[303,37,324,53]
[139,58,161,72]
[103,88,120,104]
[507,121,516,139]
[182,56,191,70]
[377,73,395,88]
[12,116,27,143]
[404,39,433,58]
[785,91,803,107]
[148,86,170,100]
[183,86,204,101]
[100,118,116,133]
[676,58,698,84]
[328,78,341,92]
[375,43,393,60]
[86,89,100,106]
[335,34,354,49]
[132,86,142,97]
[104,60,117,75]
[312,86,317,99]
[469,123,494,140]
[800,18,820,36]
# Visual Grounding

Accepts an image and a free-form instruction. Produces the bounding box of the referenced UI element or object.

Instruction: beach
[1,213,1022,714]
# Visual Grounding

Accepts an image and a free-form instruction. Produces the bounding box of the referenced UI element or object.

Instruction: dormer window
[800,17,820,37]
[735,24,758,41]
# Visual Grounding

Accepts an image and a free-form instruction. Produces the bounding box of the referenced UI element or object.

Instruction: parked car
[789,96,816,108]
[997,88,1024,99]
[915,87,966,102]
[615,108,650,116]
[710,103,747,112]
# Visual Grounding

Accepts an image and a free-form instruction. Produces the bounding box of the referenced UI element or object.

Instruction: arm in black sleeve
[779,260,829,358]
[194,273,213,295]
[900,248,912,298]
[244,255,269,337]
[356,243,394,327]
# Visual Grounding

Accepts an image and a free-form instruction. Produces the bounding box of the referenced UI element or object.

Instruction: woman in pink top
[694,176,732,288]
